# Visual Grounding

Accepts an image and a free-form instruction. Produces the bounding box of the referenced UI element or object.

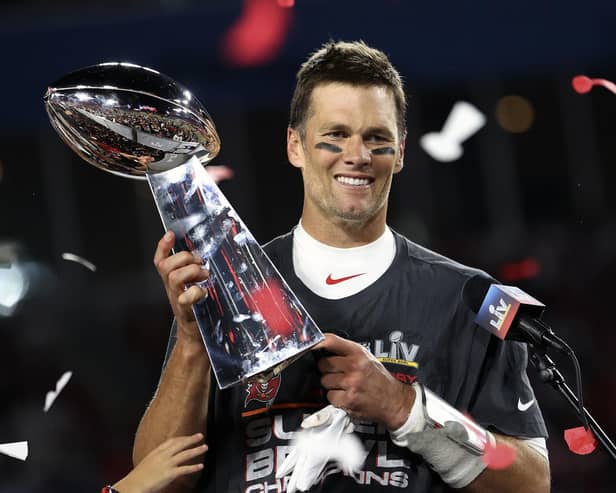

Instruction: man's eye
[366,134,387,143]
[325,131,346,139]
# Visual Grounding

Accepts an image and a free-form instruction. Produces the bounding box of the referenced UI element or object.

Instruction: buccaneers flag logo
[244,375,282,406]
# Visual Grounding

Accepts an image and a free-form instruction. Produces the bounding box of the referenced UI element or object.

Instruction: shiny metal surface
[149,157,324,389]
[44,62,220,179]
[43,64,323,388]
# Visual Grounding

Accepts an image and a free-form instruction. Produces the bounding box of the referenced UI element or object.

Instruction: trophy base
[250,352,306,384]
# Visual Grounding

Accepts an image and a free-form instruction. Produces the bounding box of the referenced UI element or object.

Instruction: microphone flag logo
[475,285,544,339]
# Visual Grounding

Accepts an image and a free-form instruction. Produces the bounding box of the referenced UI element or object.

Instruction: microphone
[462,275,569,352]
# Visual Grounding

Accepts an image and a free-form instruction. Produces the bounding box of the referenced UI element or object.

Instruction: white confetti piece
[44,371,72,412]
[0,441,28,461]
[61,253,97,272]
[420,101,486,162]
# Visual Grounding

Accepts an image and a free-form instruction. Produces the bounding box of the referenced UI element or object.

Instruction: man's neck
[299,210,388,248]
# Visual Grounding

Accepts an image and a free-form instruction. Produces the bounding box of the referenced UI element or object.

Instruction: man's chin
[334,207,373,223]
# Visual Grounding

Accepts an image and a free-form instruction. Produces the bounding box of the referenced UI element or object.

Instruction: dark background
[1,0,615,491]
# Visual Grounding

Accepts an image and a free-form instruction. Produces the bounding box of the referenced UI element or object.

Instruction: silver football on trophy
[44,62,220,180]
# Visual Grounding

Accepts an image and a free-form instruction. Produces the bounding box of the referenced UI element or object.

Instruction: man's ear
[393,133,406,174]
[287,127,305,169]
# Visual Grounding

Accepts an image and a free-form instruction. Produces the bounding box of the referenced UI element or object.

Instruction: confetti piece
[206,165,235,183]
[482,440,517,470]
[461,411,516,470]
[44,371,72,412]
[564,426,597,455]
[572,75,592,94]
[420,101,485,162]
[61,253,97,272]
[572,75,616,95]
[498,258,541,282]
[0,441,28,461]
[221,0,293,67]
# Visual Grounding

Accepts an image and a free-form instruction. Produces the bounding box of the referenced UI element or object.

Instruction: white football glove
[276,405,365,493]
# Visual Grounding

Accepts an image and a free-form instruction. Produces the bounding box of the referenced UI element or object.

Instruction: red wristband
[102,486,120,493]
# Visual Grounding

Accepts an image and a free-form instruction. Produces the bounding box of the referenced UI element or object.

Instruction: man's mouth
[334,175,373,186]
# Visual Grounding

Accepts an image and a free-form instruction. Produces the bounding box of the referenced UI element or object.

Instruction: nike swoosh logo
[325,273,366,285]
[517,398,535,411]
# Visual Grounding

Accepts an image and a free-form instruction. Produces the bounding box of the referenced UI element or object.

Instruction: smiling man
[289,83,403,238]
[133,41,551,493]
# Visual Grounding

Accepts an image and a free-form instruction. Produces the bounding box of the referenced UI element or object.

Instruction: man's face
[287,83,405,226]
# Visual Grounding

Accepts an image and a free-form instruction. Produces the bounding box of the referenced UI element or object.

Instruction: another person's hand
[153,231,209,345]
[315,333,415,430]
[113,433,207,493]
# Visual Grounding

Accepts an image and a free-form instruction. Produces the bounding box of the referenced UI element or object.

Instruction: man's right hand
[153,231,210,346]
[133,231,212,471]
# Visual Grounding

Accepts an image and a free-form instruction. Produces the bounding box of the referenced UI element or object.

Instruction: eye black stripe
[371,147,396,155]
[315,142,343,153]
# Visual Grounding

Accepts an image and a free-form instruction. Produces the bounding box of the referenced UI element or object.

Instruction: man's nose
[343,135,371,166]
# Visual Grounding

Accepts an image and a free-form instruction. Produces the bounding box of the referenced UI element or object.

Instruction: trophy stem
[146,157,323,389]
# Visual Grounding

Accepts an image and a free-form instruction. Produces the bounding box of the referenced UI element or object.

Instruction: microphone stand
[528,344,616,461]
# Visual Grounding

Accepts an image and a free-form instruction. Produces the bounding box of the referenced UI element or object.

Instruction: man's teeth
[336,176,370,186]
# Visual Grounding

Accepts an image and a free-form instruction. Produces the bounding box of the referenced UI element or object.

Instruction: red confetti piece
[221,0,293,67]
[498,257,541,282]
[572,75,593,94]
[564,426,597,455]
[277,0,294,6]
[572,75,616,95]
[458,411,516,470]
[482,440,517,470]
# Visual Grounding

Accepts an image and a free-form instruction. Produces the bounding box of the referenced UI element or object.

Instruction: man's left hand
[315,333,415,430]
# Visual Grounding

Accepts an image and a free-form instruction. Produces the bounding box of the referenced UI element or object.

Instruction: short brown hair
[289,40,407,139]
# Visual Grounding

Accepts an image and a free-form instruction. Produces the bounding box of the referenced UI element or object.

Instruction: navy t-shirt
[163,230,547,492]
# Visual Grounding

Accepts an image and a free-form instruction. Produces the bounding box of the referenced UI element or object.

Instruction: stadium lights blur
[495,95,535,133]
[0,244,29,317]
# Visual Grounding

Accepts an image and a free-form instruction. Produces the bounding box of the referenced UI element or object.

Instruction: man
[133,41,550,492]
